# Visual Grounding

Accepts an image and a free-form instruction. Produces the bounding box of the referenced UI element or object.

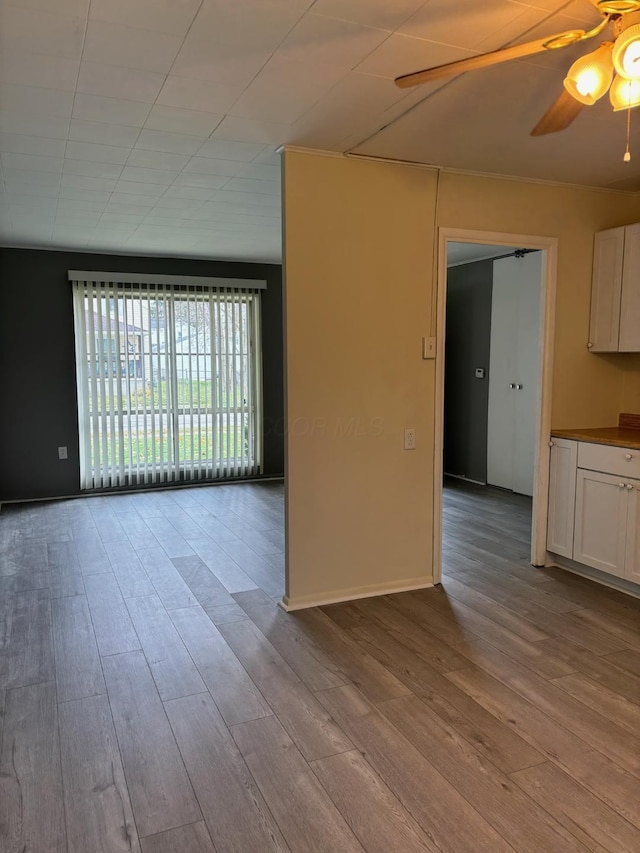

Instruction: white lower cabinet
[547,438,640,587]
[625,486,640,584]
[573,469,628,577]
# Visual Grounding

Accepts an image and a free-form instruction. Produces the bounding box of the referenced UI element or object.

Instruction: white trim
[68,271,267,289]
[434,228,558,584]
[279,576,434,611]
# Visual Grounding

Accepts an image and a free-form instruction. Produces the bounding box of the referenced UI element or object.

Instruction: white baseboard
[278,576,434,612]
[547,553,640,600]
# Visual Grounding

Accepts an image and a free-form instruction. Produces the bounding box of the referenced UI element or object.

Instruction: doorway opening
[433,229,558,585]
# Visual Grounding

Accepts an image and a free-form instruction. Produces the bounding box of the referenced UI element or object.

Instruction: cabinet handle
[509,383,516,389]
[627,484,634,490]
[625,453,633,460]
[619,482,626,488]
[516,384,523,390]
[548,440,555,447]
[587,342,593,349]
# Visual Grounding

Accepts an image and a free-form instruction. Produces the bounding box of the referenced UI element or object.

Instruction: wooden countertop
[551,427,640,450]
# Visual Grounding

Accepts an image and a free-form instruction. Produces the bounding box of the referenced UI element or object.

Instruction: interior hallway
[1,480,640,852]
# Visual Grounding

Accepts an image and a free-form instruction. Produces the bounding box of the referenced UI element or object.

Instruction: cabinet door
[625,479,640,584]
[619,223,640,352]
[547,439,577,558]
[589,226,624,353]
[574,469,627,577]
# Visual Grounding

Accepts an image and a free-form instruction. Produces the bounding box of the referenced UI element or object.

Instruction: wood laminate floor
[2,478,640,852]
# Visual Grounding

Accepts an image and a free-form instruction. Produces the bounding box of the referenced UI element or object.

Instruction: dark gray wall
[444,259,493,484]
[0,248,284,502]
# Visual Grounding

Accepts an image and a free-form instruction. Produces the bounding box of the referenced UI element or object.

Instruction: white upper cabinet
[589,223,640,353]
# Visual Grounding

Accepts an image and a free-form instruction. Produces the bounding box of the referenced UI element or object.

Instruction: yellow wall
[282,149,640,608]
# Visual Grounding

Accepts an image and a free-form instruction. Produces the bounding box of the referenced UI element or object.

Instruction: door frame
[433,228,559,584]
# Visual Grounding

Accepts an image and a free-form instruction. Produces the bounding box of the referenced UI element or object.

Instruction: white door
[487,252,542,496]
[486,258,519,490]
[546,439,577,558]
[574,469,627,577]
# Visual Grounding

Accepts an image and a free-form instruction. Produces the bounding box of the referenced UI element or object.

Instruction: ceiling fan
[394,1,640,139]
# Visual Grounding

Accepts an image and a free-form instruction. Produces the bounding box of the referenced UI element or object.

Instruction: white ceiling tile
[172,172,230,189]
[223,177,279,195]
[1,1,90,16]
[119,165,179,185]
[62,158,124,179]
[3,168,61,188]
[126,149,190,171]
[195,138,266,161]
[84,20,182,73]
[61,173,117,192]
[108,192,158,207]
[252,148,281,166]
[355,33,473,78]
[68,119,141,147]
[211,115,291,145]
[0,109,70,138]
[398,0,533,49]
[310,0,425,30]
[171,33,272,87]
[276,13,389,69]
[0,132,66,157]
[162,184,221,200]
[236,162,281,181]
[54,209,102,225]
[99,211,145,226]
[77,62,166,103]
[114,180,168,196]
[142,213,191,227]
[153,199,204,213]
[2,152,63,172]
[0,50,80,92]
[135,129,204,155]
[57,197,107,212]
[156,76,246,114]
[89,0,201,36]
[0,6,86,59]
[228,55,347,123]
[65,140,131,165]
[189,1,308,50]
[57,187,112,202]
[207,189,279,208]
[72,94,152,127]
[0,83,74,118]
[5,193,58,212]
[105,202,154,216]
[182,157,244,177]
[3,181,60,198]
[143,105,223,136]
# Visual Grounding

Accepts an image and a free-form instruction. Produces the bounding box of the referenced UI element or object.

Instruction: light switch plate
[422,337,436,359]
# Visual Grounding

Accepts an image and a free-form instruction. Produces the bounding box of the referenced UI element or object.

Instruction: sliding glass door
[72,279,262,490]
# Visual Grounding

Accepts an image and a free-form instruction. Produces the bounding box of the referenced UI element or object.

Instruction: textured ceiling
[0,0,637,263]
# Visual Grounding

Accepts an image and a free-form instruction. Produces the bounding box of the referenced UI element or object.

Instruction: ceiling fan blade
[394,30,586,89]
[530,89,585,136]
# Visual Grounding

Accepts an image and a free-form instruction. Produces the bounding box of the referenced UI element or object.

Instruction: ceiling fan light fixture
[563,42,614,104]
[609,72,640,108]
[612,24,640,77]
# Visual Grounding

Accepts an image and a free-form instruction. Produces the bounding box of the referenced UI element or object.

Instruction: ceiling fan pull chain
[625,103,632,161]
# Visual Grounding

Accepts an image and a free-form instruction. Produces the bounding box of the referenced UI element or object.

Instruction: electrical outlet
[404,428,416,450]
[58,446,68,460]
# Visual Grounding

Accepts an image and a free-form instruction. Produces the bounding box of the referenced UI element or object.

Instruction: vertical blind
[70,272,264,490]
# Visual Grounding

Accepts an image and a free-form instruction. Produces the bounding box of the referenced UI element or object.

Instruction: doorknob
[516,384,523,390]
[509,383,516,389]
